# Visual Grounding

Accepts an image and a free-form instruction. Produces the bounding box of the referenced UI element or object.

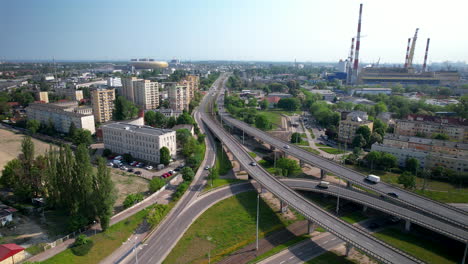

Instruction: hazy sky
[1,0,467,63]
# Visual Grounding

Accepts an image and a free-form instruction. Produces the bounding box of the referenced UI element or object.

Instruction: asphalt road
[201,113,421,262]
[218,98,468,229]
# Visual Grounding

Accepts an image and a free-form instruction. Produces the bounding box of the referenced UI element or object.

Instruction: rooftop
[0,244,24,262]
[102,122,174,136]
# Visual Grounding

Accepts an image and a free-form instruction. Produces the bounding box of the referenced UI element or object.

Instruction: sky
[1,0,467,63]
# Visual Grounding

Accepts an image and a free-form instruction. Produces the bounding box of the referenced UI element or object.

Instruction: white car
[145,166,153,170]
[284,145,290,149]
[204,166,210,170]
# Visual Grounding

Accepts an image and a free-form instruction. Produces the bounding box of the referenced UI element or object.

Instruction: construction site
[344,4,460,87]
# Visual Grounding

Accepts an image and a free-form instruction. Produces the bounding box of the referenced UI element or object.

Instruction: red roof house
[0,244,25,263]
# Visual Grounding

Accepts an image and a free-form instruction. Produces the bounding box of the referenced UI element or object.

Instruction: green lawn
[308,129,315,139]
[40,204,163,264]
[340,211,367,224]
[318,147,346,155]
[257,109,302,128]
[302,147,320,155]
[293,140,309,146]
[203,178,246,191]
[315,143,329,148]
[248,152,257,158]
[215,141,233,175]
[347,165,468,203]
[248,235,310,263]
[373,227,462,264]
[164,191,297,264]
[305,251,358,264]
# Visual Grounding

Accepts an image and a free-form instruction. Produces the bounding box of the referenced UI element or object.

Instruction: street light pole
[256,193,260,251]
[207,236,212,264]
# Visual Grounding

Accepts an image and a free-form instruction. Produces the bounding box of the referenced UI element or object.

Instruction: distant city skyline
[1,0,467,63]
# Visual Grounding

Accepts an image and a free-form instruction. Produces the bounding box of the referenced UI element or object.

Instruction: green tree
[277,98,301,111]
[167,116,177,128]
[123,153,133,163]
[405,158,419,174]
[1,159,21,187]
[398,171,416,189]
[373,119,387,137]
[355,126,371,144]
[26,119,40,134]
[290,132,303,144]
[182,137,198,157]
[260,99,269,110]
[176,129,192,146]
[207,167,219,187]
[369,132,383,146]
[69,122,77,138]
[74,144,95,219]
[123,193,144,209]
[159,147,170,166]
[113,96,138,120]
[149,177,165,192]
[373,102,388,115]
[380,153,397,170]
[103,148,112,157]
[364,151,381,170]
[255,114,272,130]
[72,129,93,147]
[181,167,195,182]
[276,158,301,177]
[433,133,449,140]
[93,157,117,230]
[352,134,367,149]
[145,111,167,127]
[176,111,194,125]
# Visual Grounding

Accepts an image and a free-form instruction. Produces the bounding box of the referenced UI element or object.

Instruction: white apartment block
[102,123,176,164]
[107,77,122,87]
[26,102,95,134]
[147,108,183,118]
[134,79,159,110]
[91,88,115,123]
[167,83,188,111]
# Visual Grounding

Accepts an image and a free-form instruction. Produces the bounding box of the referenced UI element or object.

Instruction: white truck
[366,174,380,184]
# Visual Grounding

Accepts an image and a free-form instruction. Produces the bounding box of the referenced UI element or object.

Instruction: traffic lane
[204,117,420,264]
[222,115,468,227]
[282,179,468,242]
[131,183,255,264]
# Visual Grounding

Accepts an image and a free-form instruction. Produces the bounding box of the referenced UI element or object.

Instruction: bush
[173,182,190,201]
[147,204,170,227]
[103,149,112,157]
[71,234,93,256]
[123,193,144,208]
[181,167,195,182]
[149,178,165,193]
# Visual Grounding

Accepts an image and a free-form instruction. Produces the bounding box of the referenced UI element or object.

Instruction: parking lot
[108,157,184,180]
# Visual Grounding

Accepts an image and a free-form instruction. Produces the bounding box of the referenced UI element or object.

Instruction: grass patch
[164,191,296,264]
[308,129,315,139]
[215,141,233,176]
[414,189,468,203]
[340,211,367,224]
[315,143,329,148]
[293,140,309,146]
[248,235,310,263]
[373,227,462,264]
[302,147,320,155]
[25,243,46,255]
[305,251,358,264]
[203,178,246,191]
[301,133,307,138]
[318,148,346,155]
[40,203,170,264]
[248,152,257,158]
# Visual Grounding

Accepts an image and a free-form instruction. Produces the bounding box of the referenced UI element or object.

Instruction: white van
[317,181,330,189]
[366,174,380,184]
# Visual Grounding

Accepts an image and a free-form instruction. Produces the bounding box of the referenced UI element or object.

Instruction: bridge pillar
[404,220,411,232]
[462,242,467,264]
[300,160,305,168]
[280,200,288,214]
[362,205,367,213]
[345,242,353,257]
[346,181,352,189]
[320,169,326,179]
[307,220,316,234]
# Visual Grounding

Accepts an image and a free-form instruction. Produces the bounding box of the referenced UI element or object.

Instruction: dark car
[387,192,399,198]
[128,168,134,172]
[134,171,142,175]
[174,168,181,172]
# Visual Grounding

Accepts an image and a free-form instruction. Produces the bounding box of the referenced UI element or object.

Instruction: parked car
[137,163,144,168]
[145,166,153,170]
[108,162,113,166]
[113,164,119,168]
[120,166,128,171]
[134,171,142,175]
[128,168,134,172]
[249,162,257,166]
[174,168,181,172]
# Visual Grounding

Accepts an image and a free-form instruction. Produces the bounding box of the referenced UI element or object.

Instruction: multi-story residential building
[338,111,374,144]
[26,102,95,134]
[121,77,137,103]
[134,79,159,110]
[102,123,176,164]
[371,134,468,172]
[107,77,122,87]
[395,114,468,142]
[167,83,188,111]
[91,88,115,123]
[147,108,183,118]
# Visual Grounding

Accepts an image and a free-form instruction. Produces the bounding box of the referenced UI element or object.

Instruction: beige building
[338,111,374,144]
[0,244,26,264]
[134,79,159,109]
[102,123,176,164]
[121,77,138,103]
[91,88,115,123]
[26,102,95,134]
[178,75,200,101]
[168,83,188,111]
[371,134,468,172]
[37,91,49,103]
[395,115,468,142]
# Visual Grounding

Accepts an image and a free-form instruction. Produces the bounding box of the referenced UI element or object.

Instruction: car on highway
[249,162,257,166]
[387,192,399,198]
[283,145,290,149]
[204,166,210,170]
[317,181,330,189]
[365,174,380,184]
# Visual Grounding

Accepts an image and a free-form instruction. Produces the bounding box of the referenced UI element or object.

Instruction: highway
[201,109,422,262]
[217,96,468,229]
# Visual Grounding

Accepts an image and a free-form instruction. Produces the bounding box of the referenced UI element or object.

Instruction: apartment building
[371,134,468,172]
[121,77,137,103]
[134,79,159,110]
[167,83,188,111]
[91,88,115,123]
[36,91,49,103]
[102,122,176,164]
[178,75,199,101]
[147,108,183,118]
[26,102,95,134]
[395,114,468,142]
[338,111,374,144]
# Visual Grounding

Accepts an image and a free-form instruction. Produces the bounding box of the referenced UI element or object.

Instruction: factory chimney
[404,38,411,68]
[422,38,430,72]
[346,38,355,85]
[351,3,363,85]
[407,28,419,68]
